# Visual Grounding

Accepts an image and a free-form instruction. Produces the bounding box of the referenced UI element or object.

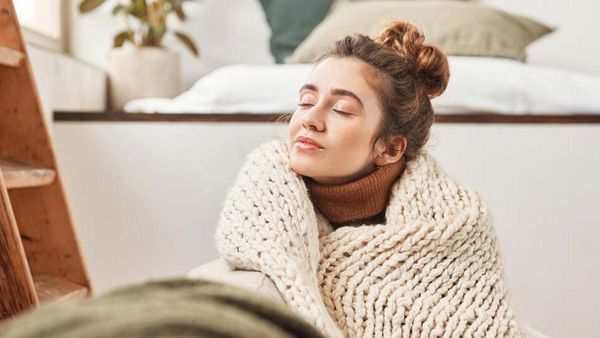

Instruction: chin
[289,157,315,177]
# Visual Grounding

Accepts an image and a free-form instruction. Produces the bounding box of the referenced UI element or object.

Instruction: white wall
[53,122,285,290]
[67,0,274,90]
[27,43,106,129]
[67,0,600,93]
[53,122,600,337]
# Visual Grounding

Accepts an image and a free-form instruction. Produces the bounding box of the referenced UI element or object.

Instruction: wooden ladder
[0,0,91,320]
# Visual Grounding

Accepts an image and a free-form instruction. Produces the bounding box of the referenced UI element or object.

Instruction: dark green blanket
[0,278,325,338]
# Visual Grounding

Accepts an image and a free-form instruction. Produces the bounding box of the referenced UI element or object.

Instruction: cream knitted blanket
[215,138,526,338]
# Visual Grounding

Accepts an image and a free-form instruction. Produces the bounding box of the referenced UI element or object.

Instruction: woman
[216,21,527,338]
[286,19,447,228]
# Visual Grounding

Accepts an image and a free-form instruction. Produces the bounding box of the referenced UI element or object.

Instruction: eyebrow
[298,83,364,108]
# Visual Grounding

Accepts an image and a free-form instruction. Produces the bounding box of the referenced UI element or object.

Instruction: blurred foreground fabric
[0,278,325,338]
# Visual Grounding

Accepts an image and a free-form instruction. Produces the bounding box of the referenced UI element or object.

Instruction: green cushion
[258,0,336,63]
[284,0,555,63]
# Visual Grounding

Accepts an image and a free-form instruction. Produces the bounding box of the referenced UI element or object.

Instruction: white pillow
[124,64,312,114]
[435,56,600,114]
[124,57,600,115]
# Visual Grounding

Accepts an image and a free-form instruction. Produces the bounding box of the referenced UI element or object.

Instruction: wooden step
[0,46,24,67]
[32,275,88,303]
[0,159,56,189]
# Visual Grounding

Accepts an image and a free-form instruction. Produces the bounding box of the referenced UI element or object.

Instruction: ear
[373,135,407,167]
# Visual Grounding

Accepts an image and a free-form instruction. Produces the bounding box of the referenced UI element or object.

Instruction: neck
[308,163,379,185]
[303,159,406,227]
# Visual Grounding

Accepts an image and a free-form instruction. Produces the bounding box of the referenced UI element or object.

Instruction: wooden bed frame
[53,111,600,124]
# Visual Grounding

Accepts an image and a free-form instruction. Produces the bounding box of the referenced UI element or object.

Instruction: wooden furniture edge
[53,111,600,124]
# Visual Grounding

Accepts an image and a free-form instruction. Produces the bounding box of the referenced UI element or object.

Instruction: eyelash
[296,103,351,116]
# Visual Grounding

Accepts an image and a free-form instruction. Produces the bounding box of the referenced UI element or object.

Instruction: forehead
[305,57,374,98]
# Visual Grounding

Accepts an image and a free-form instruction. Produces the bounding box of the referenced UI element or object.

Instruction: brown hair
[278,21,450,162]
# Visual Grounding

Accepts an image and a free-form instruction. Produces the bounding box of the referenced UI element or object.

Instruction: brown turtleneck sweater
[303,160,406,228]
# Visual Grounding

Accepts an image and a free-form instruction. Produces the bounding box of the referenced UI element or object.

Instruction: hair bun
[375,21,450,99]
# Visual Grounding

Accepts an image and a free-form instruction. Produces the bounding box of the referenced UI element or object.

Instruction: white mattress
[124,56,600,115]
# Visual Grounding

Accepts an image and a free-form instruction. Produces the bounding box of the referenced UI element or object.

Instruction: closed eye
[333,109,352,116]
[297,103,351,116]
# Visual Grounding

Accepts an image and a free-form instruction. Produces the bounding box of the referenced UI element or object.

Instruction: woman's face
[288,56,386,185]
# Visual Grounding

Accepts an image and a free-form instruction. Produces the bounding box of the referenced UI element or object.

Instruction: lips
[296,136,324,149]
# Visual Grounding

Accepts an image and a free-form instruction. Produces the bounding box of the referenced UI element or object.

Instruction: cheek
[331,121,371,150]
[288,113,301,139]
[287,112,305,155]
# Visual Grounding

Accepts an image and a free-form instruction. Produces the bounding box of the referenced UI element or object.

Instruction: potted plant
[79,0,200,110]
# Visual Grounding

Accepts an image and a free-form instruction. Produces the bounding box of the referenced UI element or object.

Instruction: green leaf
[113,30,134,48]
[129,0,148,20]
[79,0,107,13]
[174,31,199,57]
[174,5,186,21]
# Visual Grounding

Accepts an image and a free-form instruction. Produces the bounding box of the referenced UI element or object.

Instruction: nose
[301,105,325,131]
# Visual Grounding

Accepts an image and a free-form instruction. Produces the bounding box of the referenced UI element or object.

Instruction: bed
[115,0,600,122]
[120,56,600,121]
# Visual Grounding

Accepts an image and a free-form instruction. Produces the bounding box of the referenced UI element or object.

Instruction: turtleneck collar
[303,159,406,228]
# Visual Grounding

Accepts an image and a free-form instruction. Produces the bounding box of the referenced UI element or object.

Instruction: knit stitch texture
[215,138,526,338]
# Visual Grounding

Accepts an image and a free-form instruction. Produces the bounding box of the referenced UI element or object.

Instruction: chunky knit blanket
[215,138,526,338]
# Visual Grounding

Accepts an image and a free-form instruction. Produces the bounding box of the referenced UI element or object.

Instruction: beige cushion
[186,258,286,306]
[284,0,555,64]
[523,325,549,338]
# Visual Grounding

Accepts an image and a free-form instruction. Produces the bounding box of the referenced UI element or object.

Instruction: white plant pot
[108,47,181,111]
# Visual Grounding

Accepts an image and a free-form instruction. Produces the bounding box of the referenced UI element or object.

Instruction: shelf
[33,275,88,303]
[0,0,91,321]
[53,110,600,124]
[0,46,24,67]
[0,159,56,189]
